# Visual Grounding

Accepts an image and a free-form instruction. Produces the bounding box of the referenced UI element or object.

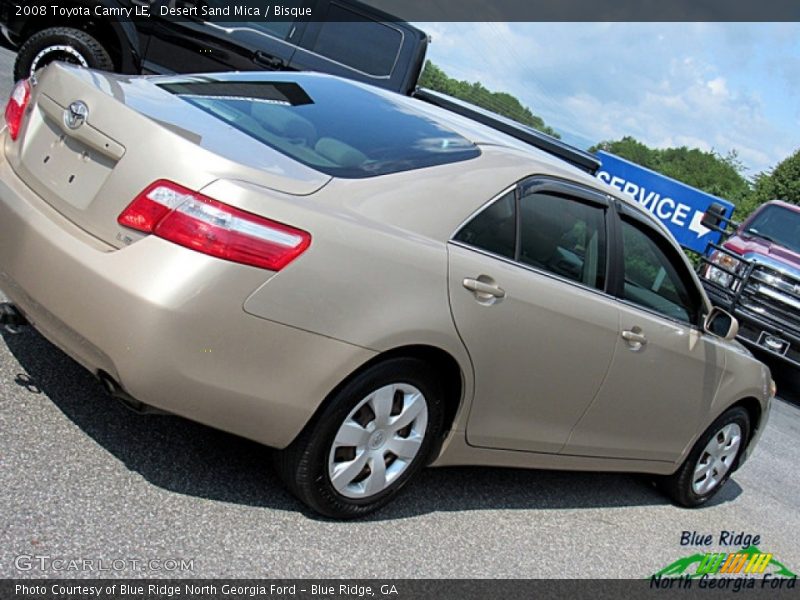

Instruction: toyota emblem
[64,101,88,130]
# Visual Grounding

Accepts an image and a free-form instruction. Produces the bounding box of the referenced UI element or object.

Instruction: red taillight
[118,180,311,271]
[4,79,31,141]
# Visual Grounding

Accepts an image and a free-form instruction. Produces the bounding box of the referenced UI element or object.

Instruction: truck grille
[739,265,800,335]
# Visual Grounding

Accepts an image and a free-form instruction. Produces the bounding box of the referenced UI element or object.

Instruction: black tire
[13,27,114,81]
[275,357,444,519]
[660,407,750,507]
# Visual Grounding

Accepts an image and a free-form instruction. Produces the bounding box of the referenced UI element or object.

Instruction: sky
[418,23,799,176]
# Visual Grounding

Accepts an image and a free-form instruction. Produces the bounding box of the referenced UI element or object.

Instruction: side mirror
[704,307,739,341]
[701,202,727,232]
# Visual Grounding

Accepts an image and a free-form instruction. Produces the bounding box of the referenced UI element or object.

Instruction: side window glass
[312,6,402,76]
[453,191,516,260]
[518,192,607,290]
[620,219,700,324]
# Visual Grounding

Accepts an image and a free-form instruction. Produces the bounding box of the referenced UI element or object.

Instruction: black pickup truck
[1,0,600,181]
[0,0,428,94]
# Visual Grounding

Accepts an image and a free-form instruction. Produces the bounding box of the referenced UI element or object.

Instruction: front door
[564,210,726,461]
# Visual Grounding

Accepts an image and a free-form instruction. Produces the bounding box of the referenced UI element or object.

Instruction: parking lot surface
[0,47,798,578]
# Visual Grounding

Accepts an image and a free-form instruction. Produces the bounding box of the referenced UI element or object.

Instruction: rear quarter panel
[237,147,623,439]
[237,148,541,355]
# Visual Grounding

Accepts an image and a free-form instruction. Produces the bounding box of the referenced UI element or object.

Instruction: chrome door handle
[463,277,506,299]
[621,329,647,349]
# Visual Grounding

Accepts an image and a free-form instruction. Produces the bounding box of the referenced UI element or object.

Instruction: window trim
[450,176,613,296]
[202,19,299,44]
[201,4,308,44]
[451,177,611,240]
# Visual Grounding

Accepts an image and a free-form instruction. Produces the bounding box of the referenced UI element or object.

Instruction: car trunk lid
[4,64,331,249]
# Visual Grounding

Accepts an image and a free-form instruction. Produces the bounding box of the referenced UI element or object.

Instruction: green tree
[738,148,800,216]
[418,60,560,138]
[591,136,752,205]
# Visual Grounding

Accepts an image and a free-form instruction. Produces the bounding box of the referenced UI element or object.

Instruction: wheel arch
[671,394,764,477]
[729,396,762,435]
[292,344,466,457]
[18,13,141,73]
[696,396,763,474]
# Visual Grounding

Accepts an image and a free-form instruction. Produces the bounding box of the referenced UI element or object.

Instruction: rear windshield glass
[158,76,480,178]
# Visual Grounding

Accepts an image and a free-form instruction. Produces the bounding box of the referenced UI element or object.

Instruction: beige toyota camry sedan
[0,64,774,518]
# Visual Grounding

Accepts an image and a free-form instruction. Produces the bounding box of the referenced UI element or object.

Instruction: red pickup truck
[700,200,800,372]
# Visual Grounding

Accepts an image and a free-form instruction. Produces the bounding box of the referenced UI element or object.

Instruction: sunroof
[159,75,481,178]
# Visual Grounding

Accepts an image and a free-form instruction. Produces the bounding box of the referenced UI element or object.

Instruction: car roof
[346,75,671,230]
[147,70,670,236]
[764,199,800,213]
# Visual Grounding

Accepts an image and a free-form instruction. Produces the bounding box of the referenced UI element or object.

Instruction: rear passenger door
[448,178,620,454]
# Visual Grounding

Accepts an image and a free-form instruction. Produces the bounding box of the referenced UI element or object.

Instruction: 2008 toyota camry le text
[0,64,774,517]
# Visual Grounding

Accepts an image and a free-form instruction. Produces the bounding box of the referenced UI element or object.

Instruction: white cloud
[421,22,799,175]
[707,77,728,97]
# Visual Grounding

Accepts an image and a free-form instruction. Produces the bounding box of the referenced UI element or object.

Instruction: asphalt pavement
[0,47,798,579]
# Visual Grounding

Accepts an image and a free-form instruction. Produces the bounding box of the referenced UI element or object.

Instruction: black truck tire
[13,27,113,81]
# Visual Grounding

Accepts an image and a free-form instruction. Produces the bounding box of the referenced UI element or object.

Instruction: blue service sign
[594,150,735,254]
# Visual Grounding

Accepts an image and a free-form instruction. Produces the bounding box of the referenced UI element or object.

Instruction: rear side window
[454,186,607,291]
[453,191,516,259]
[159,76,479,178]
[312,5,402,76]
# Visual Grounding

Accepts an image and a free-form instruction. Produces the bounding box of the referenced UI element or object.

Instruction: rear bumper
[0,150,375,448]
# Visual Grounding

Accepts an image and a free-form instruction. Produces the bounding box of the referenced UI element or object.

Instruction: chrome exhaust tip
[96,370,167,415]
